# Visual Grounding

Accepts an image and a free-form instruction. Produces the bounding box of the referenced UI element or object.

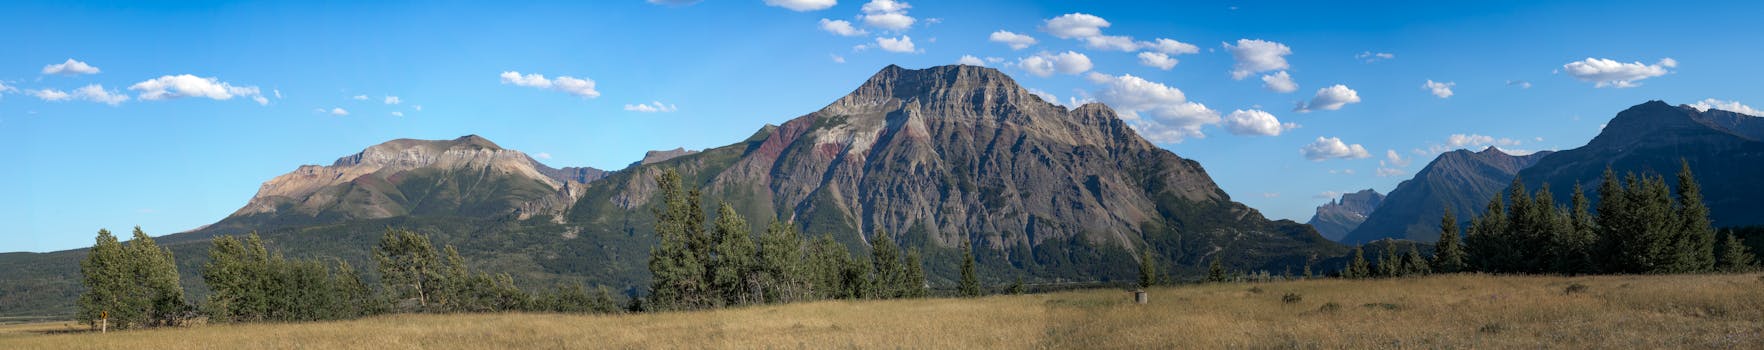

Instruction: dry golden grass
[3,273,1760,349]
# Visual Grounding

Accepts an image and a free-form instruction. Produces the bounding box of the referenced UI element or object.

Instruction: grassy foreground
[3,273,1761,349]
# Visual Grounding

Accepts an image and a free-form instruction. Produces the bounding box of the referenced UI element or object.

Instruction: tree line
[1343,162,1757,278]
[76,227,621,330]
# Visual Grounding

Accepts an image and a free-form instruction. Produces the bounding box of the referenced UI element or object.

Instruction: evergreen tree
[1344,247,1369,279]
[1717,230,1756,272]
[1206,255,1227,283]
[1377,240,1400,277]
[124,228,189,327]
[903,250,928,298]
[1433,209,1467,273]
[1671,161,1716,273]
[805,234,853,300]
[1466,193,1507,272]
[1555,184,1598,274]
[646,168,709,310]
[869,229,906,298]
[77,229,137,329]
[1402,244,1431,276]
[374,228,442,311]
[959,239,982,297]
[709,202,758,306]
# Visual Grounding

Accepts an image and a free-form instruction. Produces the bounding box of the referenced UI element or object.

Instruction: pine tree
[869,228,906,298]
[1138,249,1160,287]
[1433,209,1467,273]
[709,202,758,306]
[1402,244,1431,276]
[1718,230,1756,272]
[1377,240,1400,277]
[1672,161,1716,273]
[756,220,806,303]
[647,168,709,310]
[1466,193,1507,272]
[959,239,982,297]
[1555,183,1598,274]
[1206,255,1227,283]
[805,234,852,300]
[903,250,927,298]
[1344,247,1369,279]
[1594,168,1633,272]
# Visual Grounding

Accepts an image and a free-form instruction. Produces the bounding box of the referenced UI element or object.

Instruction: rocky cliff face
[1307,189,1383,241]
[1344,147,1552,244]
[573,65,1341,274]
[217,135,598,233]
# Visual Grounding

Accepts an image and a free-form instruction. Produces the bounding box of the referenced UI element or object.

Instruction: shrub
[1564,283,1589,295]
[1281,292,1302,304]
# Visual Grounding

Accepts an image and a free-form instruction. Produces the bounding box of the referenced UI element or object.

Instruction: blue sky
[3,0,1761,252]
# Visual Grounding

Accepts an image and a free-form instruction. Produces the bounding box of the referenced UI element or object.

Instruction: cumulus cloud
[1224,39,1292,80]
[860,0,915,31]
[875,35,918,53]
[385,96,402,105]
[1138,52,1177,70]
[1087,72,1219,143]
[1301,136,1371,161]
[42,58,101,75]
[1295,84,1361,113]
[1355,51,1394,63]
[988,30,1037,50]
[957,55,986,66]
[129,74,268,105]
[1081,35,1140,51]
[500,71,600,98]
[1017,51,1091,77]
[1222,109,1296,136]
[830,54,846,63]
[1687,98,1764,117]
[31,89,71,101]
[1145,38,1199,55]
[1385,149,1412,167]
[1261,71,1297,93]
[819,19,868,36]
[1423,80,1455,98]
[1560,57,1675,88]
[764,0,835,11]
[624,101,678,113]
[1043,13,1109,39]
[72,85,129,105]
[330,108,349,116]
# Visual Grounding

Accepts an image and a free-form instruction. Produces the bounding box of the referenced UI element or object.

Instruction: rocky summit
[1307,189,1383,241]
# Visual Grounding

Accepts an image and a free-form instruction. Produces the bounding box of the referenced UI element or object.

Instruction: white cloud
[989,30,1037,50]
[1301,136,1372,161]
[385,96,402,105]
[1087,72,1219,143]
[1417,133,1526,154]
[129,74,267,105]
[624,101,679,113]
[830,54,846,63]
[1224,39,1292,80]
[1423,80,1455,98]
[1561,57,1675,88]
[1355,51,1394,63]
[1315,191,1345,199]
[1043,13,1109,39]
[1261,193,1281,198]
[1687,98,1764,117]
[1376,166,1404,177]
[957,55,986,66]
[1261,71,1297,93]
[875,36,918,53]
[1507,80,1532,89]
[273,89,283,99]
[1223,109,1296,136]
[1082,35,1140,51]
[1138,52,1177,70]
[534,152,553,160]
[1385,149,1412,167]
[819,19,868,36]
[413,105,423,111]
[1017,51,1091,77]
[42,58,101,75]
[330,108,349,116]
[71,84,129,106]
[764,0,835,11]
[1295,84,1361,113]
[390,111,404,117]
[860,0,915,31]
[1145,38,1199,55]
[500,71,600,98]
[31,89,71,101]
[352,94,368,101]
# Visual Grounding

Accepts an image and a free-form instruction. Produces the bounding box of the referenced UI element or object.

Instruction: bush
[1317,302,1341,313]
[1564,283,1589,295]
[1281,292,1302,304]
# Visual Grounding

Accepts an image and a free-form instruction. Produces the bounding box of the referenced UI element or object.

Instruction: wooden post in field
[1134,290,1148,304]
[100,310,107,333]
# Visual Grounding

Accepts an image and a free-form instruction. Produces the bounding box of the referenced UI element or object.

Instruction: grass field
[3,273,1760,349]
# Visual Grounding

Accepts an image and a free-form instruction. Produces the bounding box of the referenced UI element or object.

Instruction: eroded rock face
[1307,189,1384,241]
[231,135,597,222]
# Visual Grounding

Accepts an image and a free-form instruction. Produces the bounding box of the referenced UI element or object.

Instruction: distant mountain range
[0,65,1345,316]
[1306,189,1383,241]
[1343,100,1763,244]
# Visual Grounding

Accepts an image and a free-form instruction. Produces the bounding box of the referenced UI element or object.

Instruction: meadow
[3,273,1760,349]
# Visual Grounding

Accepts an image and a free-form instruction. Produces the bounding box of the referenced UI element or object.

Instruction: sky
[3,0,1761,253]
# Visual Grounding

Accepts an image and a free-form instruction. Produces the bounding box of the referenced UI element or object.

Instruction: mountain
[1306,189,1383,241]
[1516,100,1764,227]
[0,64,1344,317]
[1342,147,1552,244]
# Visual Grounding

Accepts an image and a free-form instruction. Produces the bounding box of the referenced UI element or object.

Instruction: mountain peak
[1477,146,1507,155]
